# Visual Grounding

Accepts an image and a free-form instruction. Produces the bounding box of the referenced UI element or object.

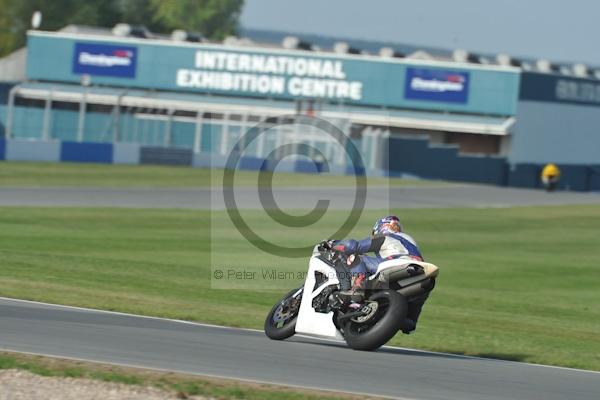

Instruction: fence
[0,87,389,174]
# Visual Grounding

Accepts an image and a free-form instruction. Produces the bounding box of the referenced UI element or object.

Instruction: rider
[331,215,429,333]
[541,163,561,191]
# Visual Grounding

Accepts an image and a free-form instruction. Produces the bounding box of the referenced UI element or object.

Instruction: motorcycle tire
[344,290,407,351]
[264,287,302,340]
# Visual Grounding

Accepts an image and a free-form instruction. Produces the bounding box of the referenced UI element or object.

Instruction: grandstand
[0,24,599,190]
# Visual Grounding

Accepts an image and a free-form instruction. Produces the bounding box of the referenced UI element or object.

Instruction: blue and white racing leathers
[333,232,424,277]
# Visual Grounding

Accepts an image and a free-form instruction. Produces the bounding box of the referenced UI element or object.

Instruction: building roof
[53,24,600,79]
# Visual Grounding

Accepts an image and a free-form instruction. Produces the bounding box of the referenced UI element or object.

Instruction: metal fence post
[5,84,19,139]
[42,89,53,141]
[193,110,203,153]
[220,113,230,156]
[77,89,87,142]
[165,108,174,147]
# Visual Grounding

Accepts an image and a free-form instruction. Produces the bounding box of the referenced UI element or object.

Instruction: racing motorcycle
[264,242,439,351]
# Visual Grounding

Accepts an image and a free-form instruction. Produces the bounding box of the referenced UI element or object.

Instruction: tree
[0,0,122,56]
[0,0,21,56]
[118,0,166,33]
[0,0,245,57]
[150,0,244,39]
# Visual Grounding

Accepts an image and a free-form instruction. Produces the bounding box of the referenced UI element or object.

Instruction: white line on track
[1,296,598,376]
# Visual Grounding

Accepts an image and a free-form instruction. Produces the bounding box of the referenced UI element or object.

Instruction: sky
[240,0,598,66]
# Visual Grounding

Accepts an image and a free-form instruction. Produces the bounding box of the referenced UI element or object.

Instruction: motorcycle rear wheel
[343,290,407,351]
[264,287,302,340]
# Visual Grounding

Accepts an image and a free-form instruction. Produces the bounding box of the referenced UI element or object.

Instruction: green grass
[0,205,599,371]
[0,161,445,188]
[0,352,360,400]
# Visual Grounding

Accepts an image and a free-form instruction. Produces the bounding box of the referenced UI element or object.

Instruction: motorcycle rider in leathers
[330,215,432,334]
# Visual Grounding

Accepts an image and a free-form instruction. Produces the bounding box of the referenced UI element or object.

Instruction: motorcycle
[542,175,559,192]
[264,242,439,351]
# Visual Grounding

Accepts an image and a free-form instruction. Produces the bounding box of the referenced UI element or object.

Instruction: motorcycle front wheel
[264,287,303,340]
[343,290,407,351]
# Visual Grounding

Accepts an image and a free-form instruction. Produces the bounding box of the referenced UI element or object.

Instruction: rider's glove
[332,239,358,255]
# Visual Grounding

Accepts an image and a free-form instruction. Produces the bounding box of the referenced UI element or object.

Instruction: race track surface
[1,298,598,400]
[0,185,599,209]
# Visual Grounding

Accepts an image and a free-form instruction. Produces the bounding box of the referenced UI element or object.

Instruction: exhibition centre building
[0,25,599,190]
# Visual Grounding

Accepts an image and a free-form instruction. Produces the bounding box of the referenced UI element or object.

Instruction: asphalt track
[0,298,598,400]
[0,185,599,209]
[2,186,599,398]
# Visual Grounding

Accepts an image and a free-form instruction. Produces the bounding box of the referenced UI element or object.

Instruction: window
[14,96,45,108]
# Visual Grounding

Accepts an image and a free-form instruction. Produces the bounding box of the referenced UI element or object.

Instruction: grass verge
[0,351,366,399]
[0,161,446,188]
[0,206,599,370]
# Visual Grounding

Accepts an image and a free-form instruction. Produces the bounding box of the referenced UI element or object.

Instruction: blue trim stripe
[388,233,423,259]
[398,235,423,258]
[238,156,264,170]
[61,141,113,163]
[0,138,5,160]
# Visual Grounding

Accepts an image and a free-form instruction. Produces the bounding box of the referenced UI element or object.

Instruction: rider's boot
[402,318,417,334]
[339,273,366,304]
[402,292,430,334]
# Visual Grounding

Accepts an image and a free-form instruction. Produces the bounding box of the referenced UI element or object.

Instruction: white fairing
[374,258,417,276]
[372,258,440,280]
[294,247,439,341]
[294,255,345,341]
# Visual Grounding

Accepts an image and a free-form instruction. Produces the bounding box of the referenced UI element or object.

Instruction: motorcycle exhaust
[379,264,423,283]
[383,268,414,282]
[397,278,434,298]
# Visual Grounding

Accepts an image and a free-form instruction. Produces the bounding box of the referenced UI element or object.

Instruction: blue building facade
[25,31,520,116]
[1,29,598,190]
